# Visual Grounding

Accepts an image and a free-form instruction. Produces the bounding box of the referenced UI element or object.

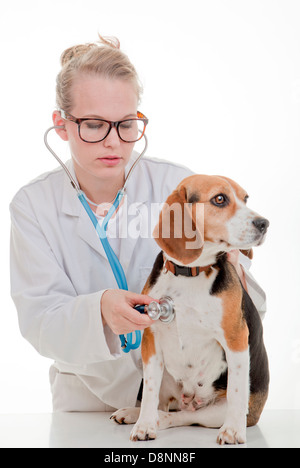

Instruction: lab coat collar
[60,153,150,267]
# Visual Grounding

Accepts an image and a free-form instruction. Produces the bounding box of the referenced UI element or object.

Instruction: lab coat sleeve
[239,252,267,320]
[10,197,117,365]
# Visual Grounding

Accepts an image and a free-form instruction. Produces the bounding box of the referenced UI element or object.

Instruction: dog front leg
[217,346,250,445]
[130,332,163,441]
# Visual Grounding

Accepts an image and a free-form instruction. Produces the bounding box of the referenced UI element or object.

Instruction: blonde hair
[56,35,143,112]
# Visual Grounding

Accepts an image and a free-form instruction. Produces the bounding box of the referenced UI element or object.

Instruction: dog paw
[110,407,140,425]
[130,421,157,441]
[217,425,246,445]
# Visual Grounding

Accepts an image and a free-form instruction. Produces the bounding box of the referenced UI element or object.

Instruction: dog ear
[240,249,253,260]
[153,183,204,265]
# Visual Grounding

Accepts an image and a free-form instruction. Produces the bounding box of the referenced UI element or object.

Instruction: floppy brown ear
[153,184,204,265]
[240,249,253,260]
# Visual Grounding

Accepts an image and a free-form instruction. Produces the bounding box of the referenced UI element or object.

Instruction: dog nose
[252,217,270,234]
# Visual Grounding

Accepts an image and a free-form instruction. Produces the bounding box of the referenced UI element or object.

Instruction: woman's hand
[101,289,157,335]
[227,249,248,291]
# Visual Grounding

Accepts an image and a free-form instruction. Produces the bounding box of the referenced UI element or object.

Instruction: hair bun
[60,44,93,66]
[60,35,120,67]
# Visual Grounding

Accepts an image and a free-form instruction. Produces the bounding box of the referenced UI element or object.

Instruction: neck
[165,243,228,268]
[73,161,125,206]
[192,245,219,267]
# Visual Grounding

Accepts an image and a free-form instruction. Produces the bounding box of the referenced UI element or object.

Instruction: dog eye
[244,195,249,204]
[216,195,225,204]
[211,194,229,207]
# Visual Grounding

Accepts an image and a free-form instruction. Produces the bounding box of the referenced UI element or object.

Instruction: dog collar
[163,256,214,277]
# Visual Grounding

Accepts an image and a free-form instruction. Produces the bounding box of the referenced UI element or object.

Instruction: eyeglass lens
[79,119,146,143]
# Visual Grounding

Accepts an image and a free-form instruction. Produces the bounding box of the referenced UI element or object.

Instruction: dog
[111,174,270,445]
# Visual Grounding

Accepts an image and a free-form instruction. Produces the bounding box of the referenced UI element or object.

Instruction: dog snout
[252,217,270,235]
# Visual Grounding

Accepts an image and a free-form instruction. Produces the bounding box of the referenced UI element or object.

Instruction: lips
[97,155,121,166]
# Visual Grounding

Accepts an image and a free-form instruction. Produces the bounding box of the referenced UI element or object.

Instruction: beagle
[111,174,270,445]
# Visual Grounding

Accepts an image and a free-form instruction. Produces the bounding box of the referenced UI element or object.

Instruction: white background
[1,0,299,413]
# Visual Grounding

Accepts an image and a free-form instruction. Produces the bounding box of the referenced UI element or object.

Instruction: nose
[104,127,120,146]
[252,217,270,234]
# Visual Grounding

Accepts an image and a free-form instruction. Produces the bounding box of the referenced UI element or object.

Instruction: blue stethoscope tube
[77,189,141,352]
[44,125,148,353]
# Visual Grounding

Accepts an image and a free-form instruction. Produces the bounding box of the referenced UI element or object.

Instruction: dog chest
[150,269,225,333]
[150,271,227,398]
[157,321,225,379]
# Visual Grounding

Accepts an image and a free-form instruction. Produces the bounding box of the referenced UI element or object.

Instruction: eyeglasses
[60,109,149,143]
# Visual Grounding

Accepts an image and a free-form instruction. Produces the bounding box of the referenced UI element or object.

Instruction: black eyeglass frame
[60,109,149,143]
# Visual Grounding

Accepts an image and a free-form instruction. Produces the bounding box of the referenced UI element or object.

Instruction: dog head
[153,174,269,266]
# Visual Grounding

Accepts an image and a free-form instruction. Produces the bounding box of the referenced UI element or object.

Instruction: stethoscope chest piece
[146,296,175,323]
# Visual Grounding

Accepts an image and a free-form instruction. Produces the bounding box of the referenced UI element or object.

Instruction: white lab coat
[10,152,266,412]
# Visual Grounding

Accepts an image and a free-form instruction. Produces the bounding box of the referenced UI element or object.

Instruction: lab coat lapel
[76,211,108,257]
[61,161,108,258]
[118,158,149,276]
[118,201,143,276]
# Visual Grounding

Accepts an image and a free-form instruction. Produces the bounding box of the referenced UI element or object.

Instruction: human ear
[52,110,68,141]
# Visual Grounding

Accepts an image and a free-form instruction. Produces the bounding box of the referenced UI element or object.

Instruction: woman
[10,36,266,412]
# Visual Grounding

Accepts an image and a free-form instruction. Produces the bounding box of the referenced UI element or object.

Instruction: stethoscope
[44,125,175,352]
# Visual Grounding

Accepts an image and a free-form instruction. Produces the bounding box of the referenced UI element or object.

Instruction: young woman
[10,36,266,412]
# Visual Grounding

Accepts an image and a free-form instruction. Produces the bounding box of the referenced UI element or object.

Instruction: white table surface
[0,410,299,448]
